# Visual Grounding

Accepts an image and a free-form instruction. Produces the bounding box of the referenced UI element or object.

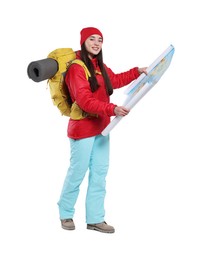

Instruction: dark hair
[80,44,113,96]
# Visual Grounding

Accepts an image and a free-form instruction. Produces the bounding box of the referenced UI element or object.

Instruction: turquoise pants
[58,134,110,224]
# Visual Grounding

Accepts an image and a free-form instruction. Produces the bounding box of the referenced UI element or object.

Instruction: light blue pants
[58,134,110,224]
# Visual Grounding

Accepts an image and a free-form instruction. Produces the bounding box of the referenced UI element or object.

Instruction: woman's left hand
[138,67,148,75]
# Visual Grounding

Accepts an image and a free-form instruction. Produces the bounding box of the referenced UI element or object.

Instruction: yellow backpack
[47,48,91,120]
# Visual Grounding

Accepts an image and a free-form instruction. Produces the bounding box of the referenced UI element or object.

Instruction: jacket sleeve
[65,64,116,116]
[105,64,140,89]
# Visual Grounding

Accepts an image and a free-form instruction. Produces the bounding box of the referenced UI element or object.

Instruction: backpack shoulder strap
[70,59,91,80]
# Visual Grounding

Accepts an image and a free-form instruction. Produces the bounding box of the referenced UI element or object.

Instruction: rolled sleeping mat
[27,58,58,82]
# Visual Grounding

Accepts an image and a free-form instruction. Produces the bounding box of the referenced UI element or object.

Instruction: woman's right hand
[114,106,130,116]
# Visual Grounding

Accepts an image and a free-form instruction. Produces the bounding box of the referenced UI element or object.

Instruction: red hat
[80,27,103,46]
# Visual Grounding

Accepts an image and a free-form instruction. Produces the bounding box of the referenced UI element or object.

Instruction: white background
[1,0,198,259]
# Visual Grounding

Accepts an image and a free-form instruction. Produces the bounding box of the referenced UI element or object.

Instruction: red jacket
[65,55,140,139]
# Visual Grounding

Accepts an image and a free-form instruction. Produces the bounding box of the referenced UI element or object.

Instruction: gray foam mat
[27,58,58,82]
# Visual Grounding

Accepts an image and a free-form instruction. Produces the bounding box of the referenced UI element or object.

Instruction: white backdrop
[1,0,198,259]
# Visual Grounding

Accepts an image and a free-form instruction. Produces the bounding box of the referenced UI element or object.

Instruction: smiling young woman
[57,27,147,233]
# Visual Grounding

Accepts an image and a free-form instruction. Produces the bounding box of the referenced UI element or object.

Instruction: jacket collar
[76,50,100,70]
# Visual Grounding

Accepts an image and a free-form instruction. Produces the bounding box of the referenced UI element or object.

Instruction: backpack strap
[70,59,91,79]
[67,59,98,119]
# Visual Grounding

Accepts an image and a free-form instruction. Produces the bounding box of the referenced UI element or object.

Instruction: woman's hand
[114,106,130,116]
[138,67,148,75]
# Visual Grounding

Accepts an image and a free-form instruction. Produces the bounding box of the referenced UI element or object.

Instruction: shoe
[87,221,115,233]
[61,219,75,230]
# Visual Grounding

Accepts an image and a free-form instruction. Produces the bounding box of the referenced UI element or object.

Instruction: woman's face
[85,34,103,58]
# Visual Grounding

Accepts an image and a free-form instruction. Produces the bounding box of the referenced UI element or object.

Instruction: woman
[57,27,147,233]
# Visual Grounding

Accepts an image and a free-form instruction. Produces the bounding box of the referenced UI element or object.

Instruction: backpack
[47,48,92,120]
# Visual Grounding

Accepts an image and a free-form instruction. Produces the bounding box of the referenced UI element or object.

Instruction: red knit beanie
[80,27,103,46]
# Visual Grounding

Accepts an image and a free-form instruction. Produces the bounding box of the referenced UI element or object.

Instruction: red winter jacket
[65,55,140,139]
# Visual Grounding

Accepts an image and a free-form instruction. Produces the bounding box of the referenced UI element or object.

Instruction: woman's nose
[94,40,99,46]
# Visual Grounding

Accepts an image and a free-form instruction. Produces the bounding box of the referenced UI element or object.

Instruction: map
[101,45,175,136]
